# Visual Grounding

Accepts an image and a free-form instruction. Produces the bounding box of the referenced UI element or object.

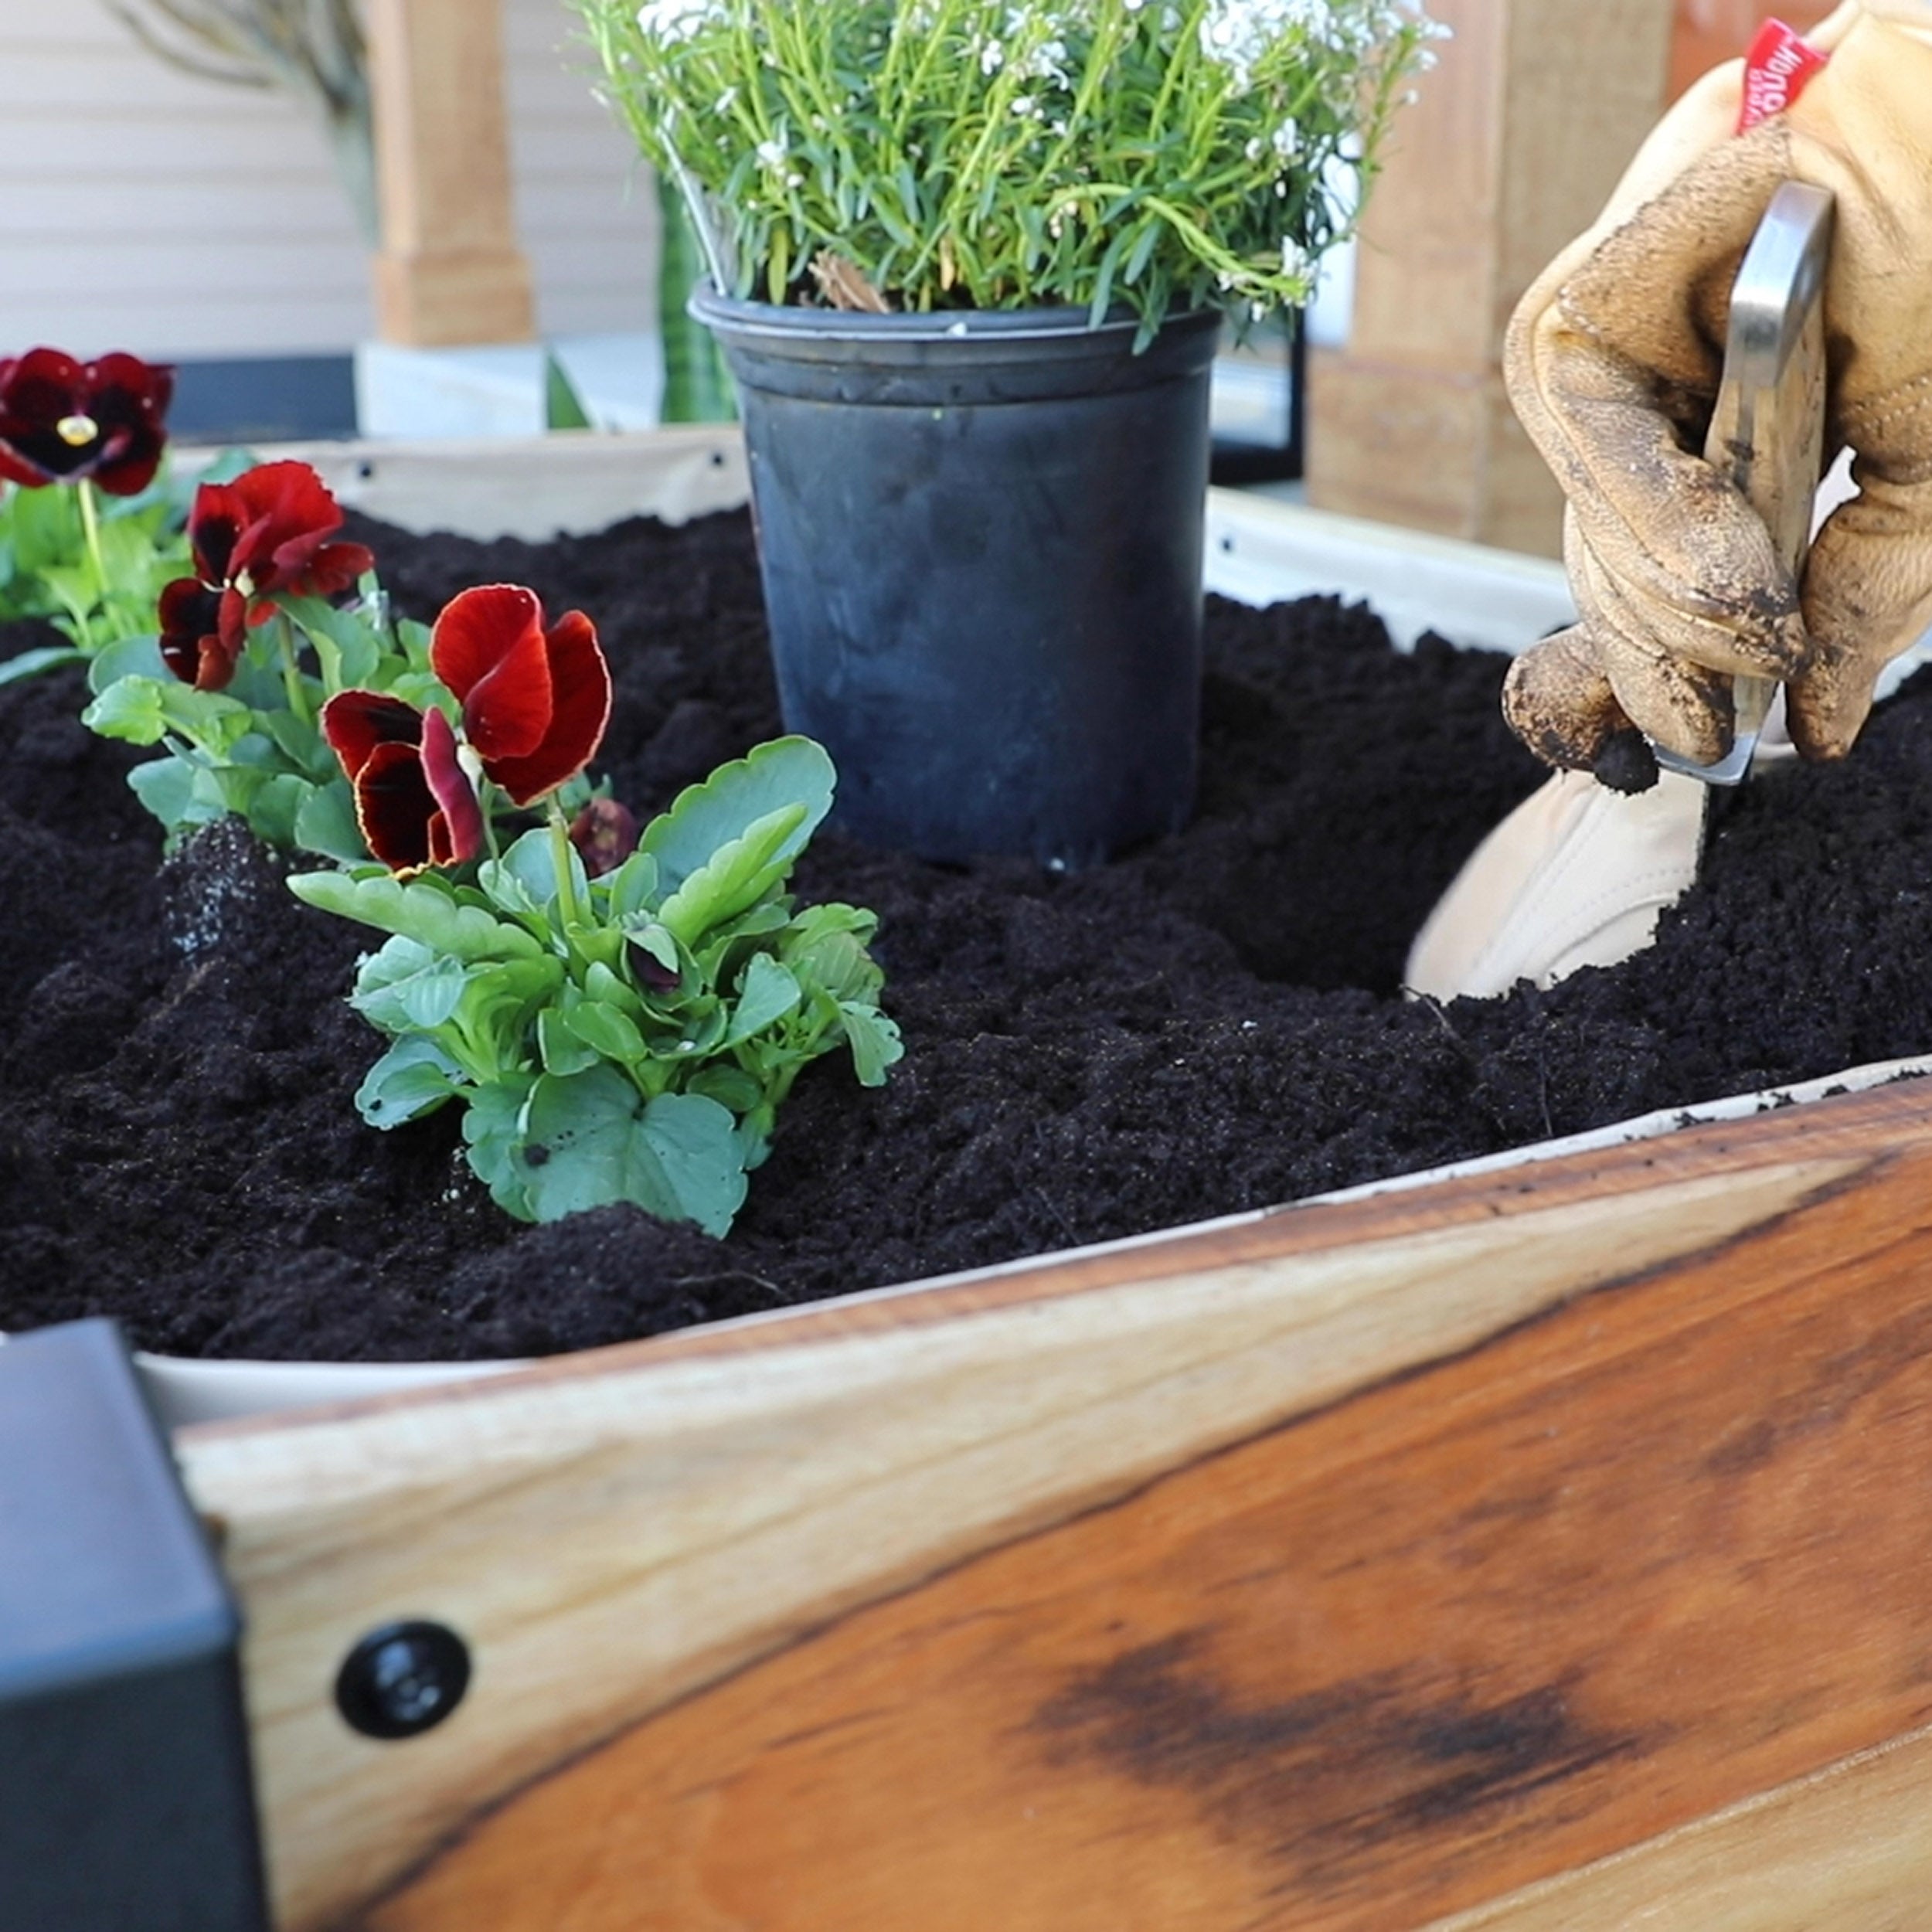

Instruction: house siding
[0,0,656,359]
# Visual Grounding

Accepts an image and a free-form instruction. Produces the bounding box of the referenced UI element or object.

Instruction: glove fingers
[1570,509,1808,682]
[1502,624,1632,772]
[1597,625,1735,767]
[1788,472,1932,759]
[1509,135,1811,685]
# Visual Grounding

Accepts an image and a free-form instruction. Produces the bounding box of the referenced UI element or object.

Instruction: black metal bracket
[0,1319,270,1930]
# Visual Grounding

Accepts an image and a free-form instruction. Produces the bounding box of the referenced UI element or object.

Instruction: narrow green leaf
[0,644,84,687]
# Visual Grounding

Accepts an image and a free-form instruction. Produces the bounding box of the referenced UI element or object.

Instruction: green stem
[547,801,586,935]
[274,613,312,726]
[76,480,107,632]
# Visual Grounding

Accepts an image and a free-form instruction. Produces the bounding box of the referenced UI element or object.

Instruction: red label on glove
[1737,19,1829,131]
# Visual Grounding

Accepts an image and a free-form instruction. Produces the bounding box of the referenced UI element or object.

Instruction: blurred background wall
[0,0,655,361]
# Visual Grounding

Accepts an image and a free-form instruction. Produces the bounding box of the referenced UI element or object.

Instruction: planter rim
[688,284,1217,351]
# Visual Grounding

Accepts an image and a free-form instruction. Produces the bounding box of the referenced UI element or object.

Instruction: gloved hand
[1503,0,1932,772]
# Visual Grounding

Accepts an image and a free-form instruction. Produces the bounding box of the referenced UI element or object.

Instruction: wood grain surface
[176,1080,1932,1930]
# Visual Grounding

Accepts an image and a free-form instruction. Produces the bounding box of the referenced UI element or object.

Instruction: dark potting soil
[4,505,1930,1362]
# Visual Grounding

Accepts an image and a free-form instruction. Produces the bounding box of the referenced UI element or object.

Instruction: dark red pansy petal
[0,444,54,489]
[157,578,232,689]
[90,352,172,417]
[294,538,374,600]
[216,585,250,659]
[84,355,172,497]
[5,347,87,403]
[351,740,439,874]
[188,485,243,585]
[419,706,485,868]
[321,689,423,782]
[482,609,612,806]
[430,584,553,762]
[224,461,349,591]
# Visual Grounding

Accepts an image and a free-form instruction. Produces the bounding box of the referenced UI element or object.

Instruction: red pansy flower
[158,461,373,690]
[320,585,610,875]
[321,692,485,875]
[0,347,174,496]
[429,585,611,805]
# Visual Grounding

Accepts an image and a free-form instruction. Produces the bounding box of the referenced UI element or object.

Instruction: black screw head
[334,1620,471,1740]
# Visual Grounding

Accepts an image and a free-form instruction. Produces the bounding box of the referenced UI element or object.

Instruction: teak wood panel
[178,1080,1932,1930]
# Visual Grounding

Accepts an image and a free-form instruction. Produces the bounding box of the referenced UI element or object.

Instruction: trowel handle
[1702,181,1835,750]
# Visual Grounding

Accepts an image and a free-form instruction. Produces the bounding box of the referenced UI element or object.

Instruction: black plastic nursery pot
[690,291,1220,869]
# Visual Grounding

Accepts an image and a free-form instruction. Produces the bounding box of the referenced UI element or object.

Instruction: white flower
[756,137,786,168]
[716,86,737,114]
[1198,0,1436,93]
[1281,236,1310,280]
[1012,94,1039,116]
[1272,118,1301,159]
[980,37,1005,73]
[634,0,721,46]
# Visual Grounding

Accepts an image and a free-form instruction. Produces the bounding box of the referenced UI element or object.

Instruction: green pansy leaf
[687,1063,763,1114]
[84,632,165,694]
[477,856,544,920]
[517,1067,747,1233]
[293,778,368,862]
[461,1073,538,1219]
[562,1000,646,1064]
[492,825,590,921]
[723,951,801,1047]
[127,755,225,837]
[539,1006,602,1076]
[603,847,659,921]
[355,1037,464,1128]
[277,594,383,689]
[639,736,835,897]
[288,870,544,961]
[838,1002,904,1086]
[246,773,311,850]
[81,675,169,744]
[656,801,808,947]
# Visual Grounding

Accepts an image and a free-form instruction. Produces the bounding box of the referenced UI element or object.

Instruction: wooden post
[365,0,537,347]
[1306,0,1673,556]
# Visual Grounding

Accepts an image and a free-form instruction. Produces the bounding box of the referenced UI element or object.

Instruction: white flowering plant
[578,0,1441,335]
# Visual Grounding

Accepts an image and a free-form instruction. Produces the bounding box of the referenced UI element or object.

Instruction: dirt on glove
[2,505,1929,1362]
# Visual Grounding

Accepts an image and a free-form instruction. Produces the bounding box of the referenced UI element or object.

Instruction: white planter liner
[46,430,1914,1427]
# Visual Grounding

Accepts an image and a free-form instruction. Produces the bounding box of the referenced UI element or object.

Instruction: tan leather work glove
[1504,0,1932,772]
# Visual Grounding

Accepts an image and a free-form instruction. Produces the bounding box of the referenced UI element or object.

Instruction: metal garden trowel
[1654,178,1835,783]
[1405,182,1835,1002]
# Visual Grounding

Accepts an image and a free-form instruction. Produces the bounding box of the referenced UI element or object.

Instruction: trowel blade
[1651,179,1833,786]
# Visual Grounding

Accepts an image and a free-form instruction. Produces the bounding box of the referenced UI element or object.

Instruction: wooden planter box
[160,432,1932,1929]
